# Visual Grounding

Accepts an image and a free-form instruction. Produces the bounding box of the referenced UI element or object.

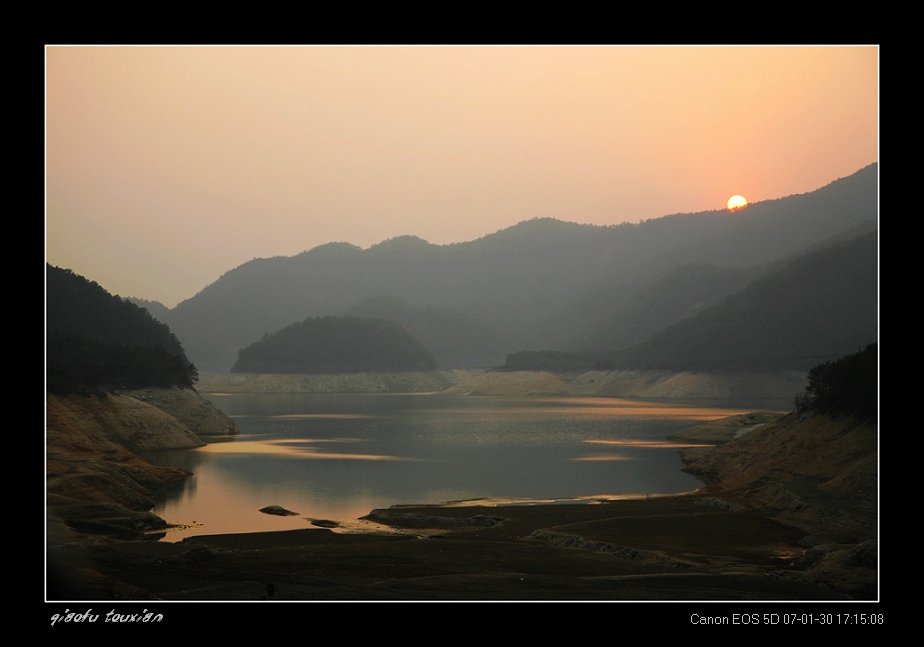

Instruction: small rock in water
[259,505,299,516]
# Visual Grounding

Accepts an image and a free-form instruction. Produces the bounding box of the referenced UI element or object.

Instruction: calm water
[143,394,746,541]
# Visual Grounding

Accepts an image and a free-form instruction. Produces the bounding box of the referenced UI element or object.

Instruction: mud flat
[48,489,865,601]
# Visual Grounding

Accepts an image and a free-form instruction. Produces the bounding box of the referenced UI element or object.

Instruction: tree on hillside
[795,343,877,422]
[46,265,198,394]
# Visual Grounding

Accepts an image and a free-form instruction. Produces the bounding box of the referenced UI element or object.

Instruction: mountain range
[502,229,877,372]
[150,163,877,373]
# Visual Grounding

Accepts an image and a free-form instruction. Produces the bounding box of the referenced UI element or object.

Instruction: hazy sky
[46,46,878,308]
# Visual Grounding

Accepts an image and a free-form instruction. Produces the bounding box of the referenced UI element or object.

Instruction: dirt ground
[47,484,875,601]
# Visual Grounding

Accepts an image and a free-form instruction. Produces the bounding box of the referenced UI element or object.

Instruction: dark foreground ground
[47,486,874,601]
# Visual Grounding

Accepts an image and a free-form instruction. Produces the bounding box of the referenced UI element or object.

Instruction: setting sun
[727,195,748,211]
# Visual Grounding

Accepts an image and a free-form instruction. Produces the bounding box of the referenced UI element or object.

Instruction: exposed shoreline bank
[197,368,807,405]
[46,388,239,539]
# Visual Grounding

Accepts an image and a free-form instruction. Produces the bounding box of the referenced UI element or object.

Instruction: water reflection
[584,439,714,448]
[143,394,750,541]
[194,438,413,461]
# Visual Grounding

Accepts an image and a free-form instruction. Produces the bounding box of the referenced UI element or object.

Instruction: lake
[143,394,748,541]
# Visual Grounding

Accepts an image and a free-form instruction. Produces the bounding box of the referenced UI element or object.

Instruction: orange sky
[45,46,878,308]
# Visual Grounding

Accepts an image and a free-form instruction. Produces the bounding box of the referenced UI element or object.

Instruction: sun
[727,195,748,211]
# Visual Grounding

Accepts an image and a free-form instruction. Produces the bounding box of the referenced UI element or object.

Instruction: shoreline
[47,393,876,601]
[196,369,806,409]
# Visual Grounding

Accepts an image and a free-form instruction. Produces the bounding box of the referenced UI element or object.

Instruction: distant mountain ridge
[125,297,171,323]
[502,230,877,372]
[614,230,878,371]
[554,262,769,352]
[160,164,878,371]
[344,296,507,369]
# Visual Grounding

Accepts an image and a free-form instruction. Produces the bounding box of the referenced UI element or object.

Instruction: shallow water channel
[143,394,746,541]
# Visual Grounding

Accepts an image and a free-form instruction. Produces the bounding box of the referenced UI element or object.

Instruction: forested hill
[612,230,878,371]
[501,230,878,373]
[231,316,437,374]
[162,163,877,371]
[46,265,197,393]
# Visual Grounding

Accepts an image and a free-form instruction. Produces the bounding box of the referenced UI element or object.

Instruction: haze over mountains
[152,164,878,373]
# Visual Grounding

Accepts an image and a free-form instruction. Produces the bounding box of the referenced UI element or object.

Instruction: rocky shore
[46,388,238,539]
